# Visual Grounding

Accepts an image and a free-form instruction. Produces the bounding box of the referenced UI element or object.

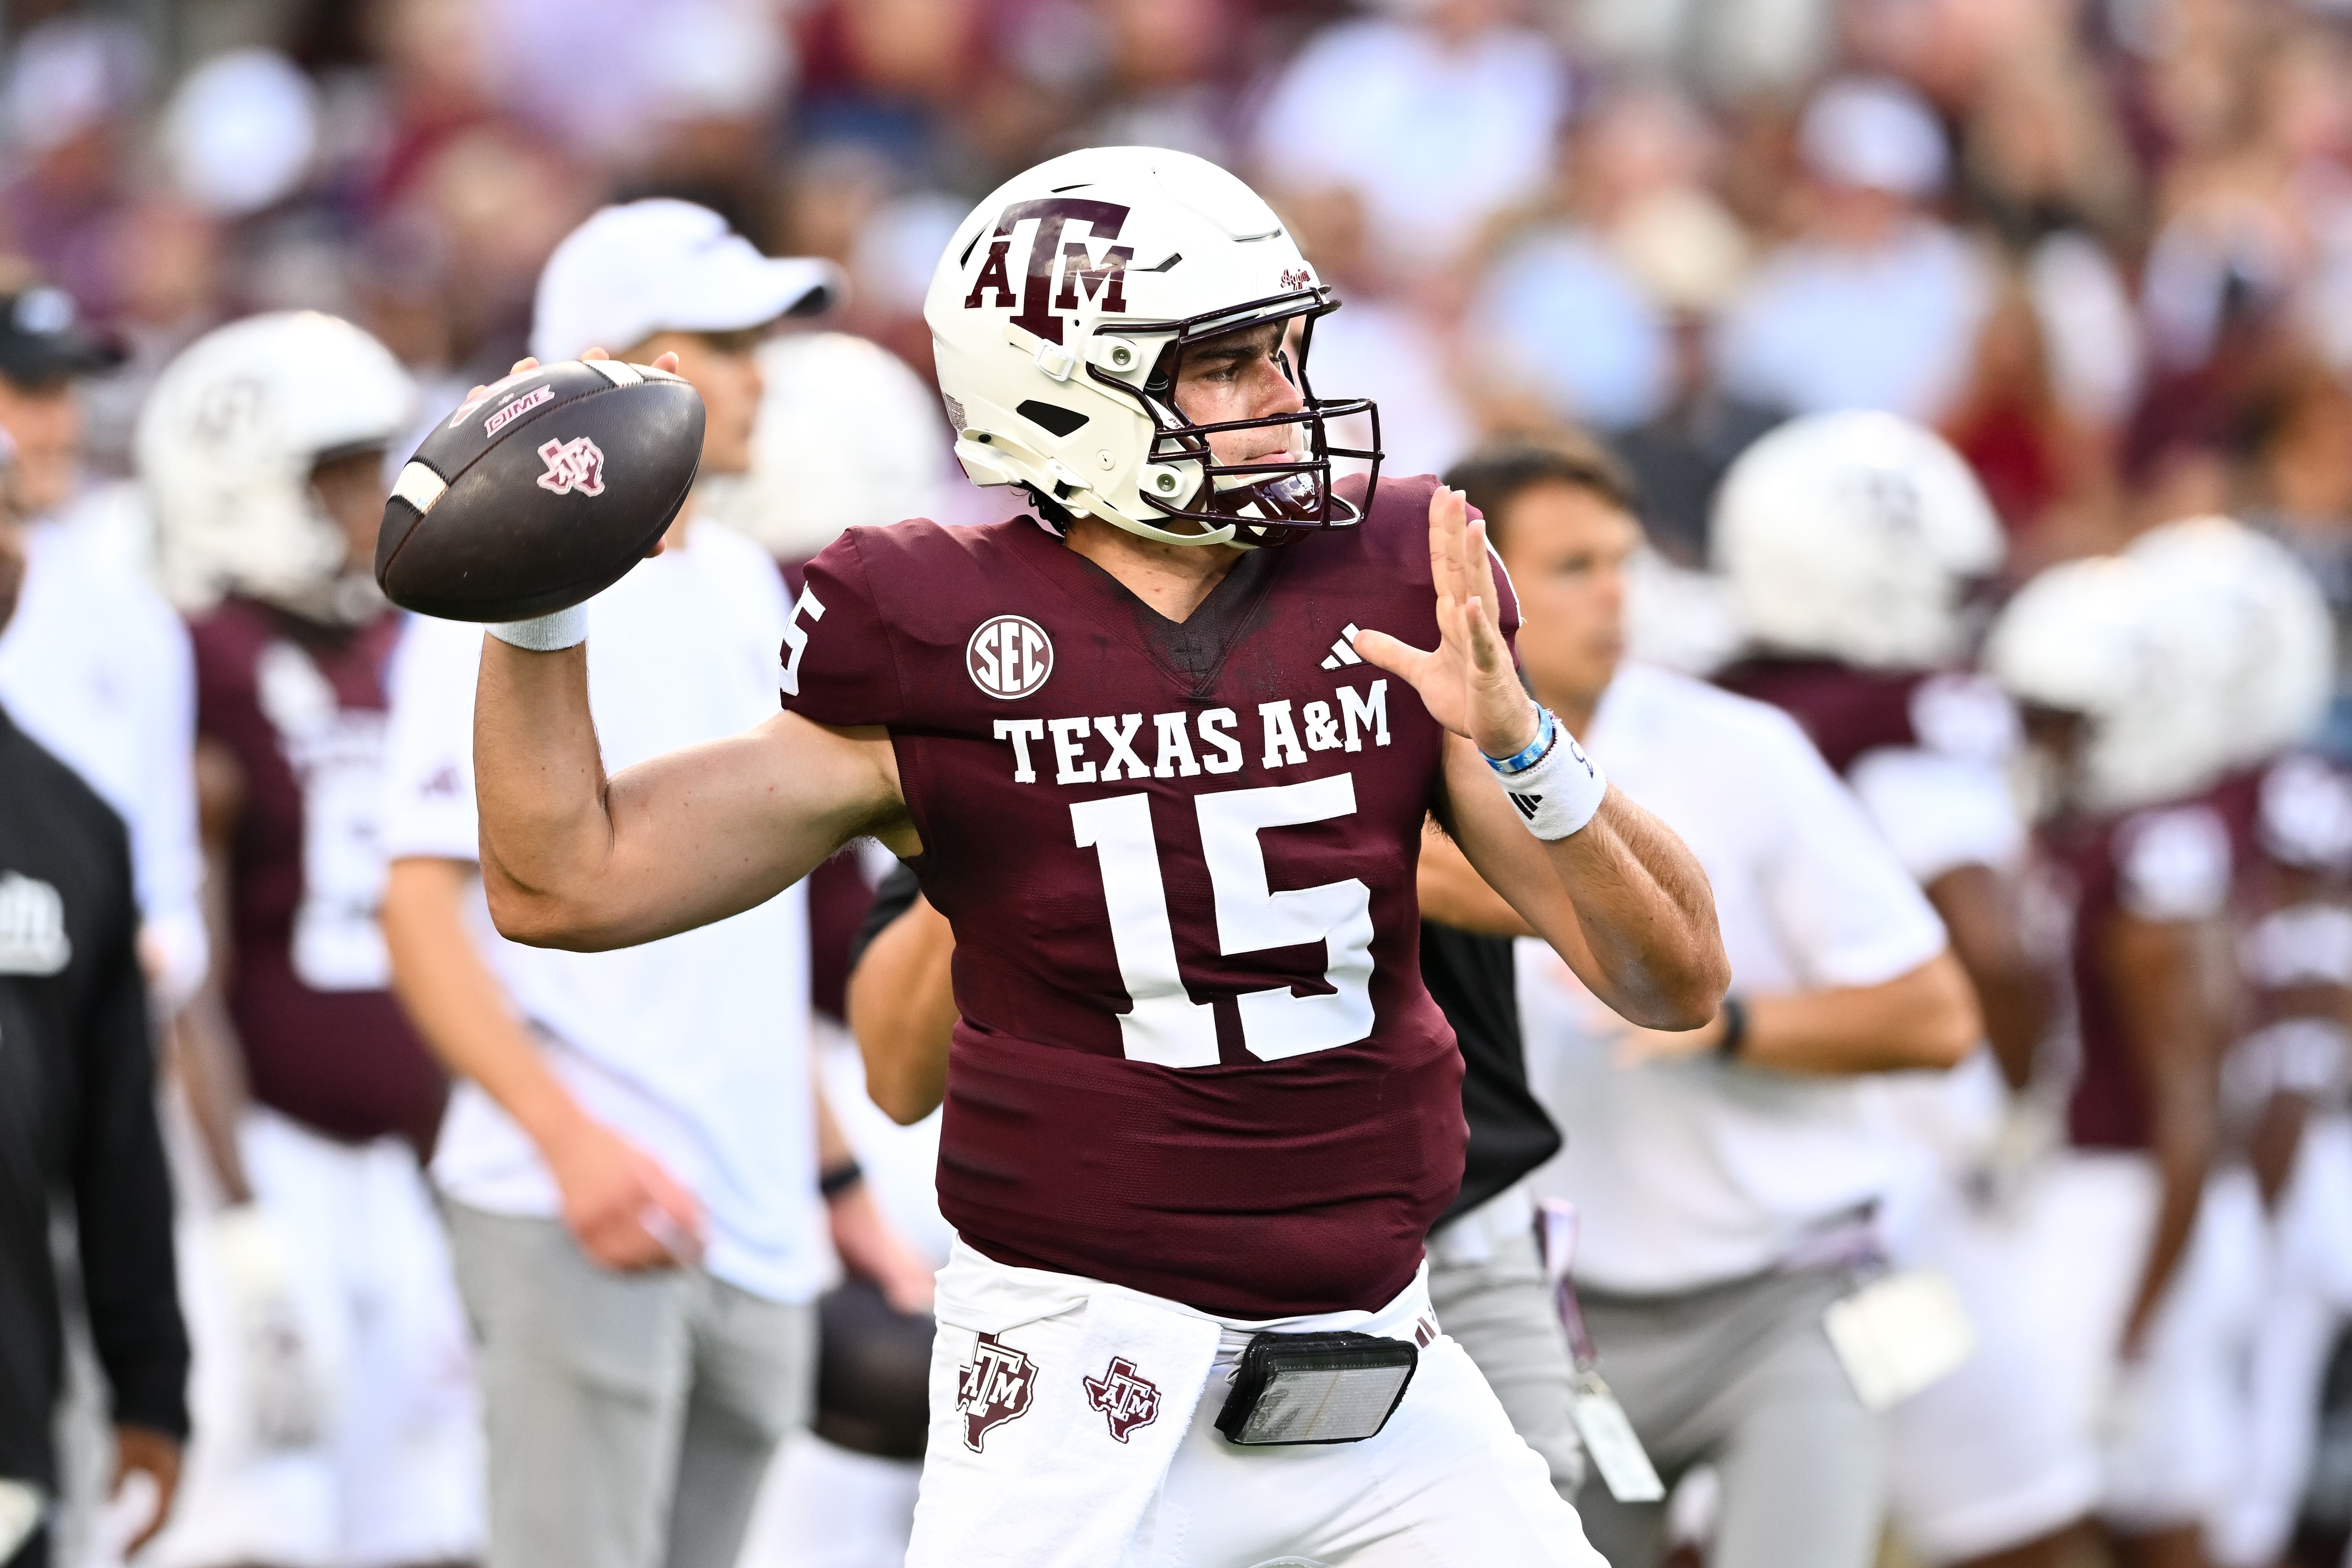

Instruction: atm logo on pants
[957,1332,1037,1452]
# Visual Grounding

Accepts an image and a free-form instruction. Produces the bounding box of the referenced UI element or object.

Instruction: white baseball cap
[530,199,844,364]
[1798,76,1949,201]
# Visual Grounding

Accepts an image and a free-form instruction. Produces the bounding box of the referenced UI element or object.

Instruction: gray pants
[445,1203,816,1568]
[1427,1186,1587,1500]
[1573,1266,1884,1568]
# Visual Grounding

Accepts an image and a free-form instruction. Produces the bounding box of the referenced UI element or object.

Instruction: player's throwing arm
[1354,485,1728,1029]
[386,346,916,953]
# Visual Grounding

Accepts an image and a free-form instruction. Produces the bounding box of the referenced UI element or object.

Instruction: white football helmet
[2127,515,2333,768]
[704,332,952,560]
[924,145,1379,549]
[1985,554,2235,815]
[1713,410,2005,670]
[138,311,416,615]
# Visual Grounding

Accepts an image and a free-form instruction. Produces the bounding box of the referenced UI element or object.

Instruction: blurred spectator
[0,277,207,1010]
[1605,188,1777,565]
[1283,185,1474,482]
[1250,0,1569,281]
[1714,76,1996,422]
[1057,0,1243,163]
[0,17,147,316]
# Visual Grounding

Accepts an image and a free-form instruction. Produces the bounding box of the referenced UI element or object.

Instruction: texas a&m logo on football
[962,198,1134,345]
[535,436,607,497]
[1082,1355,1162,1444]
[956,1332,1037,1452]
[967,614,1054,699]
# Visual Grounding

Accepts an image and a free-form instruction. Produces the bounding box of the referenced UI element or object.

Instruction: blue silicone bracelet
[1486,707,1557,776]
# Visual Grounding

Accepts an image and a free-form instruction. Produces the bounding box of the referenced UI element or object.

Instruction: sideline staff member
[0,459,188,1568]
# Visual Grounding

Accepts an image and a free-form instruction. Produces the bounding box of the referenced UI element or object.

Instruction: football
[375,358,704,622]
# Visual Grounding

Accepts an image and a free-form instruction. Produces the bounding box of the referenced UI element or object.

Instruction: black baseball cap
[0,286,125,386]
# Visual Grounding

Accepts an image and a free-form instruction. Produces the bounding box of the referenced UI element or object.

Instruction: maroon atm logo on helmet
[962,198,1135,345]
[956,1332,1038,1452]
[1082,1355,1162,1444]
[1281,267,1315,291]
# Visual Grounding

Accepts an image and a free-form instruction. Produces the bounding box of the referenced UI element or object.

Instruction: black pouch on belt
[1213,1331,1419,1446]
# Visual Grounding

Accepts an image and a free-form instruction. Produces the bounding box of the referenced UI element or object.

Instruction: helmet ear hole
[1016,400,1089,438]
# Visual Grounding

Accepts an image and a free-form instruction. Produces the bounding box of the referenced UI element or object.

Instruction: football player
[1982,549,2257,1568]
[1708,412,2091,1568]
[2124,520,2343,1568]
[463,146,1726,1563]
[137,312,484,1568]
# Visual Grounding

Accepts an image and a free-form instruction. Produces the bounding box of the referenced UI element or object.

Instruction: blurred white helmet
[2128,515,2333,768]
[138,311,415,616]
[1713,410,2004,670]
[704,332,951,560]
[1985,554,2235,815]
[925,145,1379,549]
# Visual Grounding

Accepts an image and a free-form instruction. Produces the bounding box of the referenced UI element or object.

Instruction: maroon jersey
[781,476,1505,1317]
[189,600,445,1154]
[2035,777,2253,1151]
[1715,657,2015,776]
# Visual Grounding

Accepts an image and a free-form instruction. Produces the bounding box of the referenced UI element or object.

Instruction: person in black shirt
[0,474,189,1568]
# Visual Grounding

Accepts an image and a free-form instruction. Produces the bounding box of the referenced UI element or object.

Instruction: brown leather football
[376,359,704,621]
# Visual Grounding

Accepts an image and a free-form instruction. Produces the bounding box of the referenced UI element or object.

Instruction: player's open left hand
[1350,484,1541,761]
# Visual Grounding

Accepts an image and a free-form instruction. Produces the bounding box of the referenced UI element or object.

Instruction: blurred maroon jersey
[191,601,446,1156]
[782,476,1507,1317]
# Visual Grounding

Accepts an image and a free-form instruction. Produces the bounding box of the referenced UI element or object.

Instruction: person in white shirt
[1712,77,1995,424]
[378,200,929,1568]
[1433,435,1978,1568]
[0,281,207,1009]
[1249,0,1569,280]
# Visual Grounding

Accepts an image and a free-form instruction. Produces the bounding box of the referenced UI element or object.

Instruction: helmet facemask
[1099,289,1381,548]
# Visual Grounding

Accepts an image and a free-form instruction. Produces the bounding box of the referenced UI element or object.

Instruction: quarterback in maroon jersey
[466,147,1722,1564]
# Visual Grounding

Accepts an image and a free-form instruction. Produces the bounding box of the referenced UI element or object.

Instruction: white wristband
[1494,724,1608,841]
[487,603,589,652]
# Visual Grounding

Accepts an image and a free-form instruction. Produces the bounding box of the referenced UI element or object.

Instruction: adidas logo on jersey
[1319,624,1364,671]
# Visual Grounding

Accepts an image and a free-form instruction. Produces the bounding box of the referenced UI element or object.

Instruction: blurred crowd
[11,0,2352,643]
[8,0,2352,1565]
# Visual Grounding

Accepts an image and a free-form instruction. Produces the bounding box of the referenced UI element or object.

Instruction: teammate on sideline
[1708,413,2092,1568]
[1983,551,2252,1568]
[2124,519,2340,1568]
[383,200,930,1568]
[1455,436,1979,1568]
[461,147,1724,1564]
[135,312,485,1568]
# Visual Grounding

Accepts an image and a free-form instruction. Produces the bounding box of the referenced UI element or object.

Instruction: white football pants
[906,1241,1603,1568]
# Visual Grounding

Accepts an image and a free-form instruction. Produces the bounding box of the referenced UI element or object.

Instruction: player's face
[0,374,81,518]
[310,446,390,573]
[1168,321,1305,469]
[639,329,764,478]
[1493,481,1638,712]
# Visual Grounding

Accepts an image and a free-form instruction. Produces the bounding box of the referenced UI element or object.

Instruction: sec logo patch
[967,614,1053,699]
